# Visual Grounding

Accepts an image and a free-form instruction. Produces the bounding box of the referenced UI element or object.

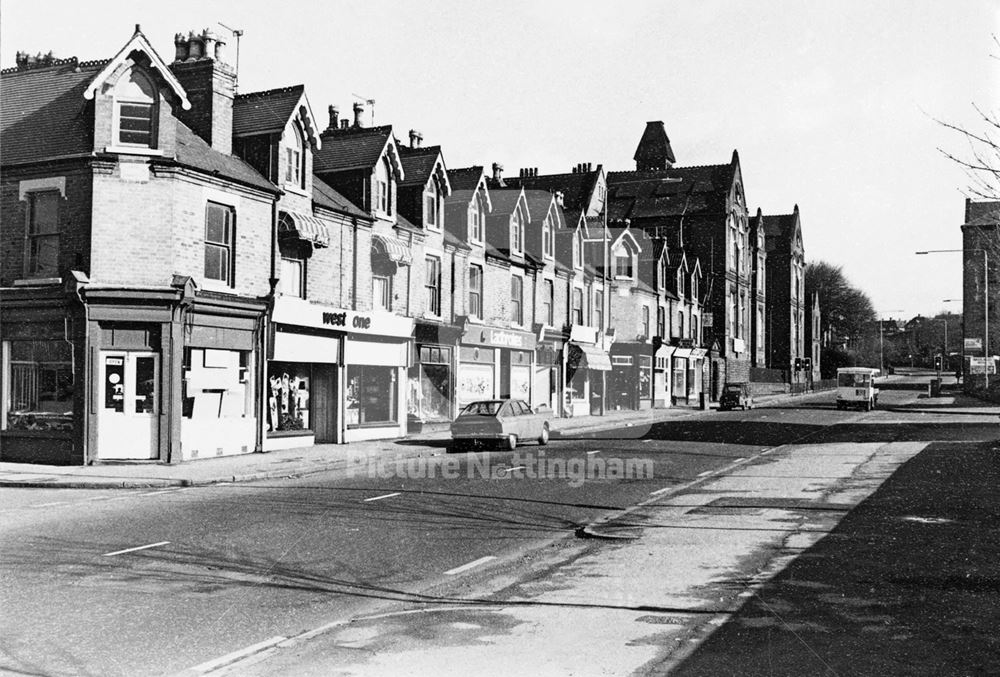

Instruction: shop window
[265,361,311,432]
[425,255,442,316]
[279,255,305,298]
[639,355,652,398]
[2,340,74,432]
[25,191,60,278]
[567,365,586,400]
[510,275,523,326]
[205,202,235,285]
[347,364,398,426]
[469,264,483,320]
[183,348,252,422]
[374,274,392,311]
[114,68,157,148]
[411,345,452,422]
[572,288,584,325]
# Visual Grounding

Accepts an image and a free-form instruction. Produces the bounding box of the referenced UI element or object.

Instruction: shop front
[654,344,675,408]
[271,296,412,445]
[671,347,693,405]
[565,325,611,417]
[534,334,562,414]
[689,347,708,403]
[408,322,463,429]
[458,325,536,409]
[609,343,655,411]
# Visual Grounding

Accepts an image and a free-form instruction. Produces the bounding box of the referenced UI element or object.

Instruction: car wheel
[538,424,549,446]
[503,434,517,451]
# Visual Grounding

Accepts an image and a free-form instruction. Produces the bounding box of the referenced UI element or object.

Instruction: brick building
[961,198,1000,384]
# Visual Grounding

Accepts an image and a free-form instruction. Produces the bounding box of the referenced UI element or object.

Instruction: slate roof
[1,58,106,164]
[448,166,485,191]
[757,211,801,255]
[606,162,734,223]
[522,190,556,225]
[315,125,393,173]
[233,85,304,136]
[174,124,275,192]
[488,189,524,216]
[398,145,441,186]
[503,169,600,211]
[313,175,368,219]
[965,199,1000,226]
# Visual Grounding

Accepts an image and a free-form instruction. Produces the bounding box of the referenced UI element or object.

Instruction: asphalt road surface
[1,372,992,677]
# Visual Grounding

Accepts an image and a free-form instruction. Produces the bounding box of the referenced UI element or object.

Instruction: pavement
[0,394,812,490]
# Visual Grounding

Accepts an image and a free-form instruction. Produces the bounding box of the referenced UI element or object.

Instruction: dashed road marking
[697,470,714,477]
[102,541,170,557]
[183,635,287,675]
[363,492,401,502]
[444,555,497,575]
[650,486,674,496]
[30,501,68,508]
[587,450,602,455]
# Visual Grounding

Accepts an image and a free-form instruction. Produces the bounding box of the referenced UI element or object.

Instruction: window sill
[12,277,61,286]
[104,145,165,157]
[201,279,235,293]
[347,421,399,430]
[283,184,310,198]
[266,429,314,439]
[1,429,73,438]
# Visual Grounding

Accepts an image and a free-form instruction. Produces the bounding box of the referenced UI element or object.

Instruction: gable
[83,28,189,109]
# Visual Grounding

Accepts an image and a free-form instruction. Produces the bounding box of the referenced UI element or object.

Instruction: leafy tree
[805,261,876,345]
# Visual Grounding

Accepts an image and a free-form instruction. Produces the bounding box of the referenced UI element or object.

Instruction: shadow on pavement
[665,439,1000,677]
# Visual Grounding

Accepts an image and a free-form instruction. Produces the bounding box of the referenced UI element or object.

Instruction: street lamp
[917,249,989,386]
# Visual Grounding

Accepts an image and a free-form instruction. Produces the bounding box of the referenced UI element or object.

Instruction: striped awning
[568,342,612,371]
[372,232,413,265]
[279,210,330,248]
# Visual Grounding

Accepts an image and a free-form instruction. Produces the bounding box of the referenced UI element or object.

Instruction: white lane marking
[31,501,68,508]
[102,541,170,557]
[650,486,674,496]
[587,450,602,455]
[444,555,497,575]
[734,457,747,463]
[142,488,185,496]
[363,492,401,502]
[184,635,288,674]
[84,495,112,501]
[697,470,714,477]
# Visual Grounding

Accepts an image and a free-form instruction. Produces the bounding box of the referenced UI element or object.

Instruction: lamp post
[917,249,989,386]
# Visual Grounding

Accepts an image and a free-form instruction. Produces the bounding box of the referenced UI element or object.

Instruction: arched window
[115,68,157,148]
[375,157,392,215]
[469,191,485,242]
[511,208,524,253]
[575,229,584,268]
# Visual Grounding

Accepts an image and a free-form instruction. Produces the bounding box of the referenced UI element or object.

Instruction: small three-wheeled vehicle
[835,367,880,411]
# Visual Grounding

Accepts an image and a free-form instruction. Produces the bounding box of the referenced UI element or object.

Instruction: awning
[655,344,676,359]
[690,348,707,358]
[568,342,612,371]
[672,348,693,359]
[372,232,413,265]
[279,210,330,248]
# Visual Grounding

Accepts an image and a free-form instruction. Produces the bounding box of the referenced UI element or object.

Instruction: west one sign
[271,297,414,338]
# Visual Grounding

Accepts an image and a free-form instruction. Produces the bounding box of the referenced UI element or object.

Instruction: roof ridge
[2,56,104,76]
[235,84,305,100]
[320,124,393,137]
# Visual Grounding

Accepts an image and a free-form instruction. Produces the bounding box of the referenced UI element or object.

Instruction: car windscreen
[460,401,502,416]
[838,373,870,387]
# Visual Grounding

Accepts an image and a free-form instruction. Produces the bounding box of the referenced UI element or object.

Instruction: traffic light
[803,357,812,371]
[934,355,942,371]
[794,357,803,371]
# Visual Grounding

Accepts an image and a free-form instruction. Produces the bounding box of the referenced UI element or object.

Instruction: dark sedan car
[718,383,753,411]
[450,399,551,451]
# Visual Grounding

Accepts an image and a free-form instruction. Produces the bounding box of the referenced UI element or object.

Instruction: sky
[3,0,998,321]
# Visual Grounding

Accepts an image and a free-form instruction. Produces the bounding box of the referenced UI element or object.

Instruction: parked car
[718,383,753,411]
[450,399,551,451]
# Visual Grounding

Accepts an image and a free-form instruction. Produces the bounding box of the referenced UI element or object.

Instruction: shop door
[97,351,159,460]
[312,364,337,444]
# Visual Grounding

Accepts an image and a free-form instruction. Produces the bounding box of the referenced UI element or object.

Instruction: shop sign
[965,337,983,351]
[969,356,996,374]
[272,297,413,338]
[702,313,714,328]
[569,324,598,344]
[461,325,537,350]
[732,337,746,353]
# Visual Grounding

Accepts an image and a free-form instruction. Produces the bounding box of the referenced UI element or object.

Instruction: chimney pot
[492,162,504,184]
[186,31,203,60]
[409,129,422,148]
[353,102,365,128]
[328,105,339,130]
[341,119,350,129]
[555,191,565,207]
[173,33,188,62]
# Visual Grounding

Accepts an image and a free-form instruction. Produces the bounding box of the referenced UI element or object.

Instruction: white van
[836,367,881,411]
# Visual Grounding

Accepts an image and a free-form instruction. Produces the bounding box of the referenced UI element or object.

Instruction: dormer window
[511,209,524,253]
[543,217,553,258]
[691,273,699,300]
[375,157,392,216]
[676,267,685,297]
[613,247,633,279]
[114,68,157,148]
[425,182,438,227]
[285,122,305,190]
[575,229,584,269]
[469,192,485,243]
[659,258,667,289]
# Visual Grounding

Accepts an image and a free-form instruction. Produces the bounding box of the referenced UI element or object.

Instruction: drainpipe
[261,200,280,453]
[352,216,359,310]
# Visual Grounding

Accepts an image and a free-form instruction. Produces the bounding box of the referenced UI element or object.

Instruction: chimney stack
[492,162,505,186]
[408,129,423,148]
[353,102,365,128]
[340,119,350,129]
[169,28,234,154]
[328,105,339,131]
[555,191,565,207]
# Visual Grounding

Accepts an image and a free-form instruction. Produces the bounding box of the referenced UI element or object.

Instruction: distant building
[961,198,1000,382]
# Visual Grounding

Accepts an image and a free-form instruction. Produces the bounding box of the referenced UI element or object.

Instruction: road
[0,371,993,676]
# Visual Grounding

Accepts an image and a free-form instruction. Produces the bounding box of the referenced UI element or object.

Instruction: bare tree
[935,34,1000,201]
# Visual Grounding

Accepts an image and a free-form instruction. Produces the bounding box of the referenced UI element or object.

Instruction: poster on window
[267,362,310,431]
[458,363,494,403]
[511,365,531,401]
